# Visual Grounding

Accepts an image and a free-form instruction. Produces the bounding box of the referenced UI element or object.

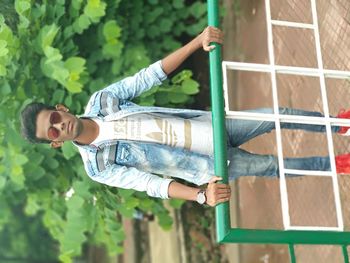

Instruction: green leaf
[73,14,91,33]
[124,196,139,209]
[112,228,125,242]
[30,166,46,180]
[102,42,123,59]
[84,0,106,22]
[32,3,46,20]
[145,7,163,24]
[61,142,78,160]
[148,25,160,39]
[59,253,73,263]
[181,79,199,95]
[63,26,74,39]
[72,0,83,10]
[0,64,7,76]
[29,152,44,164]
[1,80,11,95]
[66,80,83,93]
[39,24,60,50]
[64,95,73,107]
[138,198,153,210]
[117,206,134,218]
[25,194,41,216]
[46,157,59,170]
[103,20,121,41]
[159,18,173,33]
[173,0,184,9]
[64,57,86,93]
[52,89,66,103]
[44,46,63,63]
[41,57,70,85]
[66,195,84,210]
[73,180,92,199]
[65,57,86,74]
[162,37,181,51]
[118,188,134,198]
[171,70,193,84]
[0,176,6,191]
[169,199,185,209]
[10,165,25,187]
[0,40,9,57]
[43,210,65,241]
[155,92,170,105]
[52,67,70,85]
[15,0,31,28]
[190,2,207,18]
[15,0,30,13]
[137,95,155,106]
[84,204,97,232]
[158,212,173,230]
[16,154,29,165]
[169,93,188,104]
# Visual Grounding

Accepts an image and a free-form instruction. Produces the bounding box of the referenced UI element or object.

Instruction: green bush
[0,0,206,262]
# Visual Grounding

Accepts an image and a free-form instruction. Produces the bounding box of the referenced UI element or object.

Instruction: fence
[208,0,350,262]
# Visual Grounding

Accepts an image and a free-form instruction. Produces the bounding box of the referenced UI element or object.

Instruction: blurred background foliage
[0,0,207,262]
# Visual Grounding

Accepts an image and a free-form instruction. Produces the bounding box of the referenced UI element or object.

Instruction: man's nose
[53,121,65,131]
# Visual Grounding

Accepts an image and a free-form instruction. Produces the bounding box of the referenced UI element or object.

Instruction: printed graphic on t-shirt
[92,113,213,155]
[145,118,192,150]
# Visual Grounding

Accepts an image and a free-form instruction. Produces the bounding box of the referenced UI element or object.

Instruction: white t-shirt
[91,113,213,155]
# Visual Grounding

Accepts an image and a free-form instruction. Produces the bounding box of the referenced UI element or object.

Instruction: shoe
[335,153,350,174]
[337,109,350,135]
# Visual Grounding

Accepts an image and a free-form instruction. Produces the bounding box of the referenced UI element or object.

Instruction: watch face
[197,192,206,204]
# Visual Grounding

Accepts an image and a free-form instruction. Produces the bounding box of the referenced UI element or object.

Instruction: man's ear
[55,104,69,112]
[50,141,64,148]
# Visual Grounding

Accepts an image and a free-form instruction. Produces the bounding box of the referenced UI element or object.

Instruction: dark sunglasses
[47,111,62,140]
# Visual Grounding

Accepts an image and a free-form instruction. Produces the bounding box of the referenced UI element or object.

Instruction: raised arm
[101,27,222,100]
[161,26,223,75]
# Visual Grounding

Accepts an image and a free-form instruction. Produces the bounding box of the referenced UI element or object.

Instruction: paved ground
[148,203,186,263]
[224,0,350,262]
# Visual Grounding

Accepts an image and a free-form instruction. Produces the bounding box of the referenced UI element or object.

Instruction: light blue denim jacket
[74,61,214,199]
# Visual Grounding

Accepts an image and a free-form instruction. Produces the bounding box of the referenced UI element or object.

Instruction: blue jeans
[225,108,339,179]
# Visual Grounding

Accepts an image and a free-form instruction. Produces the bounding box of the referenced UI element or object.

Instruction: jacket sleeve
[102,60,167,100]
[86,163,174,199]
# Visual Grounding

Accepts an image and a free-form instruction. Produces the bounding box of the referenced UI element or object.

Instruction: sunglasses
[47,111,62,140]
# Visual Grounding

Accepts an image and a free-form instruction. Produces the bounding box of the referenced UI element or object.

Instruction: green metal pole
[289,244,296,263]
[342,245,349,263]
[221,228,350,245]
[207,0,350,250]
[207,0,230,242]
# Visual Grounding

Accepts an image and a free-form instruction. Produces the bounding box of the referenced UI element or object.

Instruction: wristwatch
[196,189,207,205]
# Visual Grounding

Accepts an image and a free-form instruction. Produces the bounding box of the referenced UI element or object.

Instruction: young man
[21,27,350,207]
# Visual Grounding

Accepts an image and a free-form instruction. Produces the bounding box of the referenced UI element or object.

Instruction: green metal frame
[207,0,350,262]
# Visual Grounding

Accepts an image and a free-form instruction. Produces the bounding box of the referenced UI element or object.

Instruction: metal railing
[208,0,350,262]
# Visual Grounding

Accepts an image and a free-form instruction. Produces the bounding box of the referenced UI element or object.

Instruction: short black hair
[20,102,55,144]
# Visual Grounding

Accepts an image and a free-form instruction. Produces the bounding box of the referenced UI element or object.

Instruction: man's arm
[162,27,227,206]
[82,149,231,205]
[101,27,222,100]
[161,26,223,75]
[168,176,231,207]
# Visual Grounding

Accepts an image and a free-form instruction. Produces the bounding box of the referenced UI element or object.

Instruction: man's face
[35,109,83,143]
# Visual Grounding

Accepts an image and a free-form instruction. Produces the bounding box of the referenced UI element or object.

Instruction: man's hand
[205,176,231,207]
[196,26,224,52]
[161,26,223,74]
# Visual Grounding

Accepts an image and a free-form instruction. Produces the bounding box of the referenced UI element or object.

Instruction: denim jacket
[74,61,214,199]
